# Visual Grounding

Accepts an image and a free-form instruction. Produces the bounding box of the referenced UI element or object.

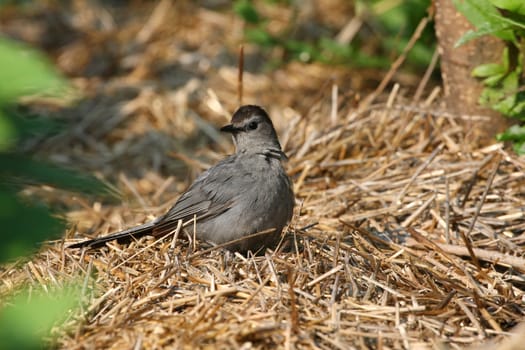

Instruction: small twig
[465,157,501,238]
[435,290,456,311]
[459,154,494,208]
[119,173,148,209]
[238,45,244,106]
[434,243,525,273]
[456,299,486,338]
[240,275,271,310]
[306,265,343,288]
[413,48,440,102]
[396,143,444,205]
[136,0,171,44]
[401,193,436,227]
[362,275,404,298]
[406,228,467,274]
[445,176,451,243]
[361,14,432,108]
[459,231,481,271]
[331,84,338,126]
[287,267,299,333]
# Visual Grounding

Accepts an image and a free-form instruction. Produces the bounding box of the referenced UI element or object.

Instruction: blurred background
[1,0,439,179]
[2,1,524,348]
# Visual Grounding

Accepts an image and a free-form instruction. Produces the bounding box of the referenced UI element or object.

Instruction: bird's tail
[68,221,156,249]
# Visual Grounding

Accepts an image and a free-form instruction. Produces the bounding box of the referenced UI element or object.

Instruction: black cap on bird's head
[221,105,281,152]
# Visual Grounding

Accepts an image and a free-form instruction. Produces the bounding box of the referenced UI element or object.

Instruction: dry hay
[1,1,524,349]
[8,88,525,349]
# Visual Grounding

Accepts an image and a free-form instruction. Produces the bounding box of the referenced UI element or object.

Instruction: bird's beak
[220,124,238,133]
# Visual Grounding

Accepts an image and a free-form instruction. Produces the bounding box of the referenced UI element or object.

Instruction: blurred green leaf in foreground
[0,37,108,348]
[0,38,67,103]
[0,286,78,350]
[0,38,113,262]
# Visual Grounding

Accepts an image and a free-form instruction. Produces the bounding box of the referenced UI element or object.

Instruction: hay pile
[1,1,524,349]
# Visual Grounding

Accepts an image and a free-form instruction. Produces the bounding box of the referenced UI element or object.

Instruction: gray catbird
[69,105,295,252]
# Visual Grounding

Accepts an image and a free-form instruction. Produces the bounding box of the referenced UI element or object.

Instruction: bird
[69,105,295,253]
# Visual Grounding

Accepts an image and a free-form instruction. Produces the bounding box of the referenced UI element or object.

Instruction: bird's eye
[247,121,258,130]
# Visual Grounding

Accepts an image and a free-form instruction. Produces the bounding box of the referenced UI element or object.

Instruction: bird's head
[221,105,282,153]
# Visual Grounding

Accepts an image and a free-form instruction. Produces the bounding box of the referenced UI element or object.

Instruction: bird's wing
[152,155,242,235]
[70,155,249,247]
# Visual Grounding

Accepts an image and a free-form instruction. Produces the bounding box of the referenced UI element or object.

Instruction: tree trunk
[434,0,510,144]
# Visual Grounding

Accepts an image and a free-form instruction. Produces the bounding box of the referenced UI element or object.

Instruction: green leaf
[0,286,78,350]
[509,99,525,119]
[487,11,525,30]
[494,93,517,114]
[0,38,68,102]
[482,73,506,86]
[284,40,317,62]
[497,124,525,141]
[501,69,519,91]
[0,154,114,196]
[0,109,64,152]
[455,22,513,46]
[245,28,277,46]
[480,85,504,105]
[472,63,507,77]
[0,110,16,151]
[473,47,511,86]
[0,185,64,263]
[453,0,503,26]
[513,140,525,154]
[479,70,524,116]
[233,0,260,24]
[501,46,510,71]
[453,0,515,41]
[489,0,525,15]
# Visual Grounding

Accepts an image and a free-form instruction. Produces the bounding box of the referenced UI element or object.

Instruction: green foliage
[473,48,525,118]
[0,38,67,103]
[0,109,16,150]
[0,38,109,348]
[234,0,261,24]
[233,0,435,69]
[0,286,79,350]
[454,0,525,153]
[0,39,112,262]
[1,153,109,196]
[489,0,525,16]
[0,185,64,261]
[497,124,525,153]
[453,0,516,43]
